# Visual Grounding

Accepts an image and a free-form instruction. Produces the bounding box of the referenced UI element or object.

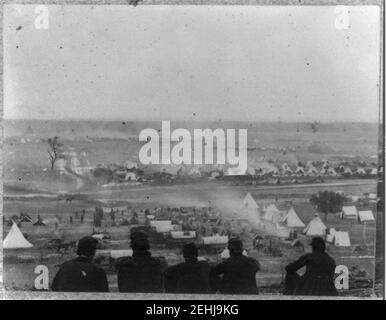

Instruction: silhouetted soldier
[116,230,166,292]
[94,208,103,227]
[210,238,260,294]
[80,210,86,224]
[52,236,109,292]
[284,237,337,296]
[110,209,116,226]
[165,243,210,294]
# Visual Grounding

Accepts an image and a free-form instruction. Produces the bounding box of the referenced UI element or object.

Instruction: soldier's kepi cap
[309,236,326,251]
[130,229,150,251]
[183,242,198,257]
[77,236,98,256]
[228,238,243,249]
[309,236,324,246]
[130,229,148,241]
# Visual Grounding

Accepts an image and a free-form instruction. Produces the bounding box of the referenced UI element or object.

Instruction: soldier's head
[228,238,243,256]
[77,236,98,257]
[130,230,150,252]
[310,237,326,252]
[182,242,198,261]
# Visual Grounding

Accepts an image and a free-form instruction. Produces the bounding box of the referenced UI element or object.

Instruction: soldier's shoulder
[90,262,106,273]
[115,256,133,267]
[324,252,337,264]
[165,263,181,274]
[57,258,78,269]
[154,255,167,266]
[299,252,314,262]
[198,260,210,267]
[198,260,211,272]
[244,256,259,264]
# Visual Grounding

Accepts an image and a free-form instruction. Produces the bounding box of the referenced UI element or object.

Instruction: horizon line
[2,118,380,124]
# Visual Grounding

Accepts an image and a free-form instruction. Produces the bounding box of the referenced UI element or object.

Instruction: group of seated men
[52,230,260,294]
[52,231,338,296]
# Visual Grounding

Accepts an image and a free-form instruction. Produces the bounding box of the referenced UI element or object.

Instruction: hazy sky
[3,5,381,122]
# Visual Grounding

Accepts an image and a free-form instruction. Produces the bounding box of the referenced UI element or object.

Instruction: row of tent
[230,162,378,177]
[241,193,305,228]
[240,193,359,247]
[291,214,351,247]
[132,161,378,178]
[1,217,349,250]
[242,192,375,224]
[341,206,375,223]
[149,219,227,244]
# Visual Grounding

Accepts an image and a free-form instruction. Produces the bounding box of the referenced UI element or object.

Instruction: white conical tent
[295,167,305,175]
[266,203,279,213]
[282,208,305,228]
[263,204,279,221]
[3,222,33,249]
[303,216,327,236]
[265,210,286,224]
[241,193,259,210]
[306,166,318,176]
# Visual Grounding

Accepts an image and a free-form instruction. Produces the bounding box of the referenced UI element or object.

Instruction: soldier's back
[298,252,337,296]
[213,255,260,294]
[116,253,164,293]
[305,252,336,275]
[165,260,210,294]
[52,257,109,292]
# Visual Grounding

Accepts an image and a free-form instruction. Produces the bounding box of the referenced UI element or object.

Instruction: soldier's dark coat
[210,255,260,294]
[285,252,338,296]
[51,256,109,292]
[116,251,166,293]
[165,259,210,294]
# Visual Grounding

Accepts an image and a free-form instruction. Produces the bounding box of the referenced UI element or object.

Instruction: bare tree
[48,136,63,170]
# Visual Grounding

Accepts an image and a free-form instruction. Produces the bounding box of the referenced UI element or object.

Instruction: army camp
[2,120,381,297]
[2,2,383,299]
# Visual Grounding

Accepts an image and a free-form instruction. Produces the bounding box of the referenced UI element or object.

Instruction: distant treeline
[3,119,379,140]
